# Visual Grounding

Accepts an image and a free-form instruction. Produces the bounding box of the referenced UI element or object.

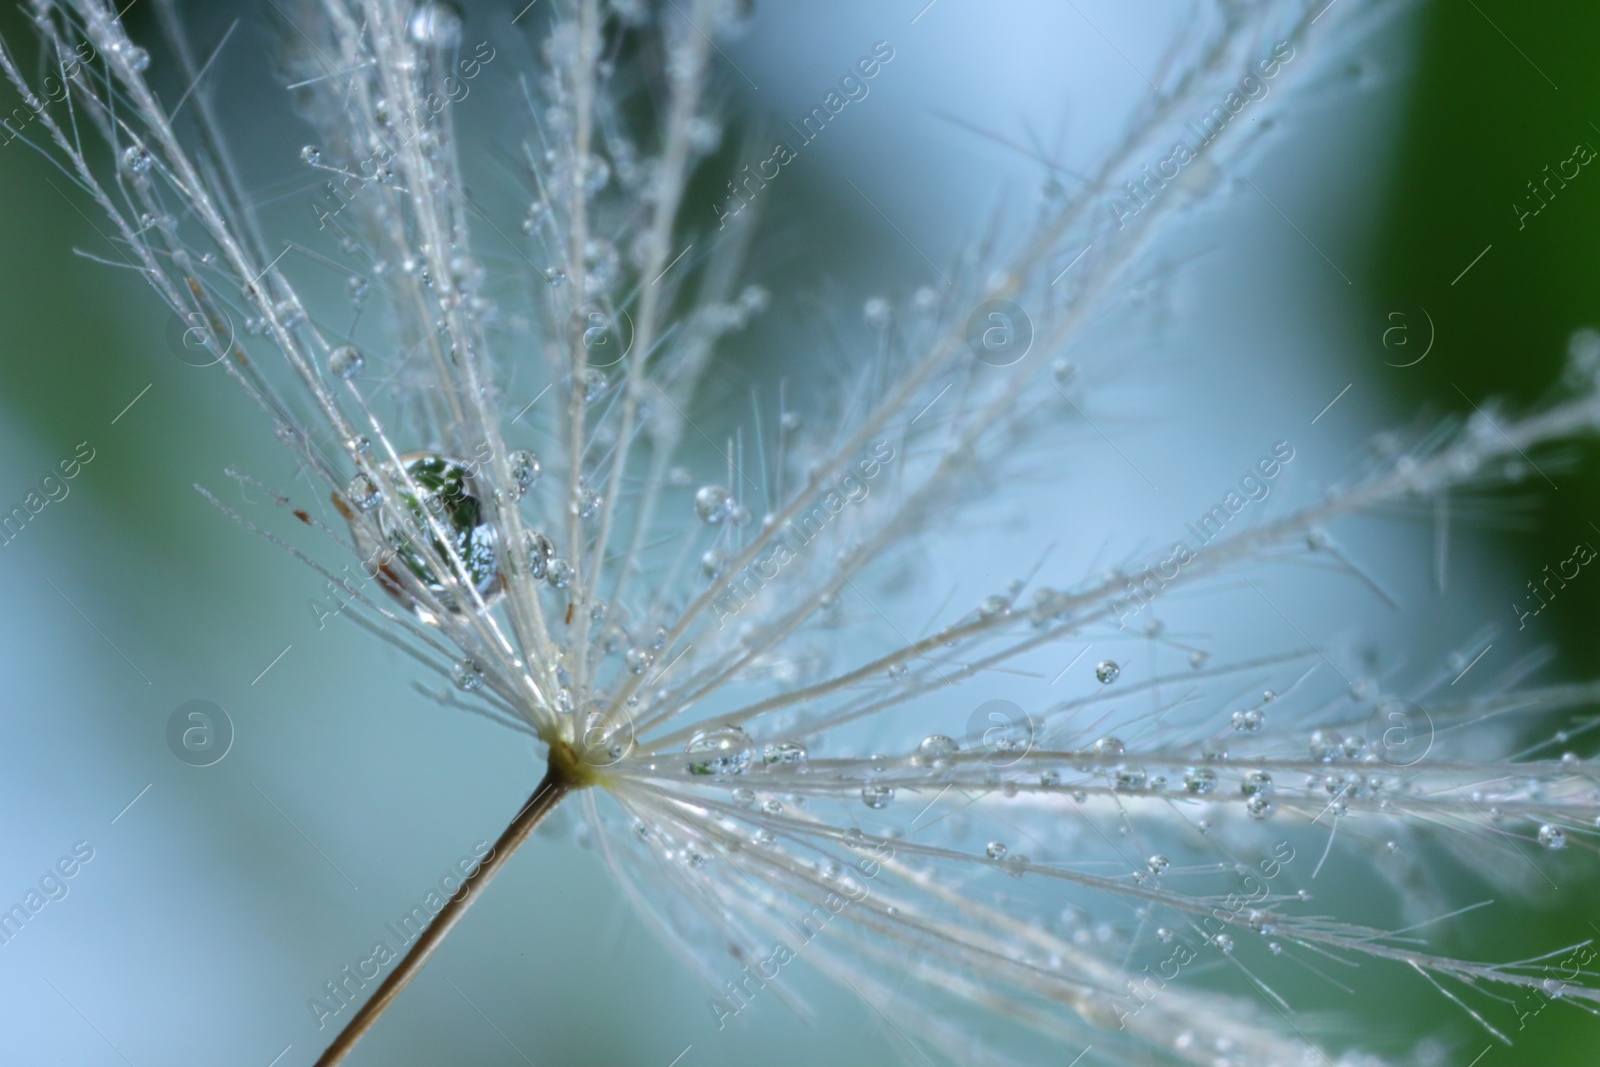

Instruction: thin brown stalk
[314,756,578,1066]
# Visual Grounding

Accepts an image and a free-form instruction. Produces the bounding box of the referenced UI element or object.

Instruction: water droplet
[694,484,734,524]
[731,787,756,807]
[1231,708,1265,733]
[121,144,152,175]
[1091,736,1125,758]
[1213,934,1234,954]
[574,483,601,520]
[407,0,464,47]
[1188,650,1209,670]
[300,144,322,165]
[762,741,808,766]
[977,594,1010,620]
[1147,854,1169,875]
[985,841,1008,860]
[860,783,895,809]
[1040,769,1061,787]
[916,735,959,768]
[686,724,754,776]
[1538,824,1567,850]
[451,658,484,691]
[1244,794,1275,819]
[475,446,525,504]
[329,345,364,380]
[546,557,573,589]
[1115,768,1148,792]
[1094,660,1121,684]
[701,550,728,578]
[1308,730,1342,762]
[520,531,554,579]
[1241,770,1273,796]
[346,473,382,511]
[624,648,654,675]
[379,454,502,607]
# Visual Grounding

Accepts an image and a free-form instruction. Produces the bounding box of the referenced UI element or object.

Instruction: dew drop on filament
[860,783,895,809]
[686,724,754,776]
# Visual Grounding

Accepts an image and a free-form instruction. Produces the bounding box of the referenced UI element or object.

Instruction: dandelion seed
[16,0,1600,1063]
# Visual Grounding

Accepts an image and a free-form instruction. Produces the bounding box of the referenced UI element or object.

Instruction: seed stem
[314,762,574,1065]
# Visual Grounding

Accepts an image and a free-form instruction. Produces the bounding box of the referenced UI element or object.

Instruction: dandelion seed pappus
[11,0,1600,1065]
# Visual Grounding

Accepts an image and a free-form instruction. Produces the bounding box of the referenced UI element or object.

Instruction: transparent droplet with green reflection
[380,452,502,611]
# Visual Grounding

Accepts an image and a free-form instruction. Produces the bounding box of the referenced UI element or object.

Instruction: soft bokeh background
[0,1,1596,1064]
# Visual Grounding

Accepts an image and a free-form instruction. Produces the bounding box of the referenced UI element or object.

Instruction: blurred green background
[1374,6,1600,1058]
[1,1,1599,1064]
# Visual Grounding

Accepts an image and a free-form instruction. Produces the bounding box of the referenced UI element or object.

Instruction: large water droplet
[686,724,754,776]
[380,454,501,607]
[1094,660,1121,684]
[985,841,1008,860]
[1183,767,1217,794]
[1538,824,1567,850]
